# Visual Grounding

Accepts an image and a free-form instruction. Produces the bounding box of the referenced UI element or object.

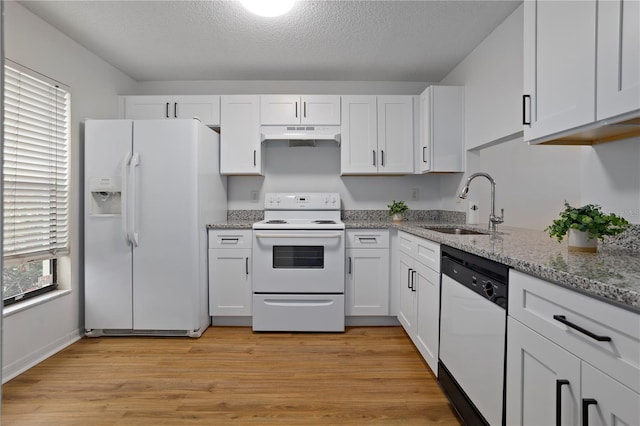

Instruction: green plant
[387,200,409,216]
[545,202,629,242]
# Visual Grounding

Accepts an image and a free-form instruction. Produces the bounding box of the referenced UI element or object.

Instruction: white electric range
[252,193,345,332]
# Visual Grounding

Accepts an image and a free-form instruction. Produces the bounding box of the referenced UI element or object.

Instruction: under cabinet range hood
[260,125,341,145]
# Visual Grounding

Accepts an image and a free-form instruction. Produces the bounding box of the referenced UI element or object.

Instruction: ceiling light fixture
[240,0,295,17]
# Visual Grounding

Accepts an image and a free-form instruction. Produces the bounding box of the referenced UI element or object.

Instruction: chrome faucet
[458,172,504,232]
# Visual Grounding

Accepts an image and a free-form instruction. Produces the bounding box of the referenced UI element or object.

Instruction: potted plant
[545,202,629,252]
[388,200,409,222]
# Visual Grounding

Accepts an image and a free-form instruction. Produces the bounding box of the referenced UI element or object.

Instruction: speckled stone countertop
[208,211,640,313]
[390,222,640,313]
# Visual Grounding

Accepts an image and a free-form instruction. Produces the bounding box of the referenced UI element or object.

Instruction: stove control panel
[264,192,341,210]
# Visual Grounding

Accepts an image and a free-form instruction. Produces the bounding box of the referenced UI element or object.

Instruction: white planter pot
[568,229,598,252]
[391,213,403,223]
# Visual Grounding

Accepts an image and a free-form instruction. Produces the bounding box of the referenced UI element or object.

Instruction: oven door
[253,229,345,293]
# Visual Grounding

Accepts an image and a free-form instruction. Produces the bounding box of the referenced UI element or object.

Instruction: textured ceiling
[20,0,522,82]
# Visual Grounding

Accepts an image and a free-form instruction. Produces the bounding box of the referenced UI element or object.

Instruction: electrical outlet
[250,190,259,202]
[410,188,419,201]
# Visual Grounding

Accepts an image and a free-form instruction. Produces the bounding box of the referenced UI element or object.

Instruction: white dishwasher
[438,246,509,426]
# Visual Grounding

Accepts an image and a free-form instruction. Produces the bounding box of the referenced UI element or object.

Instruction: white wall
[580,137,640,224]
[442,5,524,150]
[439,4,640,229]
[2,1,136,382]
[228,141,443,210]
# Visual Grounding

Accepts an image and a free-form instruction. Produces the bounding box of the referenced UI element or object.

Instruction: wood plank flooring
[2,326,461,425]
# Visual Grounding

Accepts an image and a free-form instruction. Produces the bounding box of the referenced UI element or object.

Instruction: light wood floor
[2,326,461,425]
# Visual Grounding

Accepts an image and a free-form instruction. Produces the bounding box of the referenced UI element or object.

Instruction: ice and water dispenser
[89,176,122,215]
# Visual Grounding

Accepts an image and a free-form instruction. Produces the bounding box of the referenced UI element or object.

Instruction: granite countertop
[208,218,640,313]
[389,221,640,313]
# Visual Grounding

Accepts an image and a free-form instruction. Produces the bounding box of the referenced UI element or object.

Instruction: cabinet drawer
[346,229,389,248]
[509,270,640,393]
[398,231,415,255]
[414,238,440,272]
[397,231,440,272]
[208,230,252,249]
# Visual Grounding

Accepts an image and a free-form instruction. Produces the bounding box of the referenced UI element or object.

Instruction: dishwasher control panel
[441,246,509,309]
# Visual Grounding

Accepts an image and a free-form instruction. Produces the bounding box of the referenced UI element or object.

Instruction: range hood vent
[261,125,341,145]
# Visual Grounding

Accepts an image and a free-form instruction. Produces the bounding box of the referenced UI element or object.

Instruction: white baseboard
[2,328,83,384]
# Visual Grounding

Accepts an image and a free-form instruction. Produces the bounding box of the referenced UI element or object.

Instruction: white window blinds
[3,62,70,262]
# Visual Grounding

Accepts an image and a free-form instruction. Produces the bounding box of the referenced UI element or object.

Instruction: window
[3,60,70,305]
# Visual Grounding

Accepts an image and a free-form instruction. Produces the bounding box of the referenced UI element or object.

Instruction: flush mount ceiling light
[240,0,295,17]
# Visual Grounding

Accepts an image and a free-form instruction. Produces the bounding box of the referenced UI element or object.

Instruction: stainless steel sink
[420,226,490,235]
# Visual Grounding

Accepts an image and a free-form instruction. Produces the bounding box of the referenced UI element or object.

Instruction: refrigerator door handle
[129,152,140,247]
[121,152,132,245]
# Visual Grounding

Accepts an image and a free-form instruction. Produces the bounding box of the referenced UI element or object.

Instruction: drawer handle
[582,398,597,426]
[358,237,377,243]
[556,379,570,426]
[221,238,239,244]
[553,315,612,342]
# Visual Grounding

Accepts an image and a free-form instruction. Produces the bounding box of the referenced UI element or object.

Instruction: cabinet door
[301,95,341,125]
[414,261,440,375]
[430,86,464,172]
[418,89,432,173]
[345,248,389,316]
[581,362,640,426]
[173,95,220,126]
[524,0,596,142]
[377,96,414,174]
[397,252,417,336]
[209,248,252,316]
[124,96,173,119]
[340,96,378,174]
[260,95,300,125]
[597,0,640,120]
[506,317,581,426]
[220,95,262,175]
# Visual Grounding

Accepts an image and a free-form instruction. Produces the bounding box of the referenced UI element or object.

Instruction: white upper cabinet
[377,96,414,174]
[597,0,640,120]
[122,95,220,126]
[340,96,378,174]
[523,0,596,142]
[524,0,640,144]
[341,95,414,175]
[260,95,341,125]
[417,86,464,173]
[220,95,262,175]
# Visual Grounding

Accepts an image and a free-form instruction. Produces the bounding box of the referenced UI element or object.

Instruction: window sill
[3,289,72,318]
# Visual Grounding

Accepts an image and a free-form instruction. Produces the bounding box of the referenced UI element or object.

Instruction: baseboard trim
[2,328,83,384]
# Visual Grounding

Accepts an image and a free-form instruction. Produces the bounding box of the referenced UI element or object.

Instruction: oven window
[273,246,324,269]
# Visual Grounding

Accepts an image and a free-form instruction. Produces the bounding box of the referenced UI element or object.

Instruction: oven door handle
[254,233,343,239]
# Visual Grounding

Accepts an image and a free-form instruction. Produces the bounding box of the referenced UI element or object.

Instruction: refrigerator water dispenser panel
[89,176,122,215]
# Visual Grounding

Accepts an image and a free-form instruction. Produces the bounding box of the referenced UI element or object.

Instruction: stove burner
[313,220,336,224]
[265,220,288,224]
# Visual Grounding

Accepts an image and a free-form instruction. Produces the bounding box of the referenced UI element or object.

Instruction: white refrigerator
[84,119,227,337]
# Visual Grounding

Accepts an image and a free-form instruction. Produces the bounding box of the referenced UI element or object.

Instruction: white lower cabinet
[345,230,389,316]
[208,230,252,316]
[507,317,581,426]
[396,231,440,375]
[506,270,640,425]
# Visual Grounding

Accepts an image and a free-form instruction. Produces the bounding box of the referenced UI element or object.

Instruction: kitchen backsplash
[340,210,466,223]
[603,224,640,251]
[226,209,466,223]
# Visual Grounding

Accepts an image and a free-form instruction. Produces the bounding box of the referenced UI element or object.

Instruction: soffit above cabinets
[18,0,521,82]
